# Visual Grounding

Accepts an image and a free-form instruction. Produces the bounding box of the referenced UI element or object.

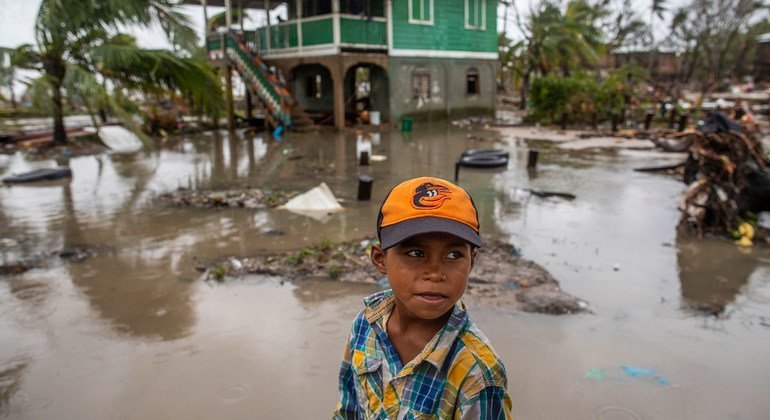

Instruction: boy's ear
[370,244,388,274]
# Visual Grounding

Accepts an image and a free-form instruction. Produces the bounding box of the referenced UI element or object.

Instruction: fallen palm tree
[678,113,770,244]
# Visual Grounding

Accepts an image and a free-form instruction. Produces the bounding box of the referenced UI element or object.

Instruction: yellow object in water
[735,222,755,247]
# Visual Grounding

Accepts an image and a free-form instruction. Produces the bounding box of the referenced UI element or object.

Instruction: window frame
[408,0,434,26]
[464,0,486,31]
[466,67,480,96]
[412,67,431,99]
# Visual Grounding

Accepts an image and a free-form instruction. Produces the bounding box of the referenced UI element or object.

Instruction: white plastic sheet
[279,182,343,220]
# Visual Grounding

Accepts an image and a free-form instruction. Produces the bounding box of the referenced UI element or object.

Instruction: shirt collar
[362,289,468,371]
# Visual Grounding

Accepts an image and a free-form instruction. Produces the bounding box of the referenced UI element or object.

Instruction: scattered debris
[157,187,296,209]
[677,113,770,243]
[621,365,670,386]
[523,188,576,200]
[633,161,687,173]
[200,238,589,315]
[58,246,93,263]
[0,262,32,275]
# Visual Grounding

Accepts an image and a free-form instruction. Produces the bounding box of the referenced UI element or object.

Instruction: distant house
[604,50,681,81]
[188,0,498,129]
[755,33,770,83]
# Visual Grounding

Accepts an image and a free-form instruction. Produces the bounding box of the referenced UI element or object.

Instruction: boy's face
[371,232,477,320]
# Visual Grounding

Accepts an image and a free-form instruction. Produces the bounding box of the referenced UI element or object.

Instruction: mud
[158,187,296,209]
[204,237,589,315]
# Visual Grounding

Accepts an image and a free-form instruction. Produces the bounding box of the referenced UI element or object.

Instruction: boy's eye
[446,251,463,260]
[406,249,424,258]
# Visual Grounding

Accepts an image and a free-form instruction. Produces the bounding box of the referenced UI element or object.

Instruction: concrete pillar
[245,89,253,119]
[225,0,232,28]
[225,66,235,131]
[239,0,244,32]
[264,0,271,51]
[201,0,209,34]
[332,64,345,130]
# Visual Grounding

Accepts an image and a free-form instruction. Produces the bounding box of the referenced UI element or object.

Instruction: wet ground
[1,121,770,418]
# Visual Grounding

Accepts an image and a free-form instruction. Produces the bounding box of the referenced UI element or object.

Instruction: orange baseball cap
[377,176,482,249]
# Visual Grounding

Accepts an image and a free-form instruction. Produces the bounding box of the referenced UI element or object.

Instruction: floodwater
[1,123,769,419]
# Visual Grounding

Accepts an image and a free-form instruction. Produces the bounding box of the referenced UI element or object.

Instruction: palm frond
[64,62,153,146]
[92,43,224,116]
[26,76,55,115]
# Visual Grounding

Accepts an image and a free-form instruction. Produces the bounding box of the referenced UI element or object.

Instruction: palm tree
[7,0,223,145]
[507,0,605,108]
[647,0,667,77]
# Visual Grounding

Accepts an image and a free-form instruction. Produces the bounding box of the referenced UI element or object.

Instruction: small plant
[209,265,226,282]
[329,264,341,280]
[319,238,334,252]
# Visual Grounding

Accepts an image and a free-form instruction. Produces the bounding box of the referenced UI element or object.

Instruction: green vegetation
[528,65,646,125]
[1,0,223,145]
[499,0,769,113]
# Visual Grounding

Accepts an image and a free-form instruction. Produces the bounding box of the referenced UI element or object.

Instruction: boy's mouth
[415,292,447,304]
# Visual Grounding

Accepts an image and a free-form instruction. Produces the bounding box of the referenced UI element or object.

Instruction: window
[466,68,479,95]
[302,0,332,17]
[306,74,323,99]
[408,0,433,25]
[341,0,385,17]
[465,0,486,30]
[412,67,431,99]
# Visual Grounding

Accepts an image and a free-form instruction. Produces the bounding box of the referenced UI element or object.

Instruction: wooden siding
[340,17,387,46]
[301,17,334,46]
[392,0,496,53]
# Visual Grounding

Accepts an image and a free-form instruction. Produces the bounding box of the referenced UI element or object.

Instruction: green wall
[391,0,497,52]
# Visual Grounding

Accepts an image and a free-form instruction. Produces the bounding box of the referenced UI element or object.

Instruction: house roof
[181,0,284,9]
[757,33,770,43]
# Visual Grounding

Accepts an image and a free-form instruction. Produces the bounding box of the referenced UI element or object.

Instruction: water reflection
[291,278,379,305]
[0,357,28,412]
[676,231,760,315]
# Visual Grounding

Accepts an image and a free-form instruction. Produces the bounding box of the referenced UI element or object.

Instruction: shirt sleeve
[333,339,360,419]
[455,386,513,419]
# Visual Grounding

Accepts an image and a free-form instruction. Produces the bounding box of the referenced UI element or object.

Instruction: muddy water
[1,125,769,418]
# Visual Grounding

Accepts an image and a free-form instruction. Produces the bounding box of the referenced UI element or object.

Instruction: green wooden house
[192,0,498,129]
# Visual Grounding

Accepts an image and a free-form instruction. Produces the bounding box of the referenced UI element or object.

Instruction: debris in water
[585,368,606,380]
[620,365,670,386]
[676,112,770,243]
[279,182,343,219]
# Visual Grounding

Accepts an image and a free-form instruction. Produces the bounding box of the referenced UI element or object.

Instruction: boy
[334,177,513,419]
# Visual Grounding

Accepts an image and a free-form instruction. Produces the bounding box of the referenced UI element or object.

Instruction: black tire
[458,154,508,168]
[461,148,509,158]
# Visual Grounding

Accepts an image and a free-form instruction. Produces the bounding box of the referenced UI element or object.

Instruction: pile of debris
[158,187,296,209]
[201,237,590,315]
[678,113,770,244]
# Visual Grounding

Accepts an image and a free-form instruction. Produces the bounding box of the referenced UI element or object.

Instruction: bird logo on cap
[412,182,451,209]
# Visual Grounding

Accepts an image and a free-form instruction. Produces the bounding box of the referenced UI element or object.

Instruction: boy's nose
[422,260,446,282]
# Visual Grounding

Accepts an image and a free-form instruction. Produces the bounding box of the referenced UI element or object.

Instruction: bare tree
[668,0,768,96]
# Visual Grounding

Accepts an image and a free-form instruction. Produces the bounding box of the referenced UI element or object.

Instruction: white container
[369,111,381,126]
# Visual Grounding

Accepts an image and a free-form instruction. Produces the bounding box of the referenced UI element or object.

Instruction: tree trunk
[519,72,530,110]
[52,83,67,145]
[9,83,17,109]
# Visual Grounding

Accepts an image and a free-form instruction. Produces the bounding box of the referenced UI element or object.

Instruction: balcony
[223,14,387,59]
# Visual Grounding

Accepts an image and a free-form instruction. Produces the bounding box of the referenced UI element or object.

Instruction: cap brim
[379,217,483,249]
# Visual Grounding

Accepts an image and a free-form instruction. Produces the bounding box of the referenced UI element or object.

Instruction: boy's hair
[376,176,482,250]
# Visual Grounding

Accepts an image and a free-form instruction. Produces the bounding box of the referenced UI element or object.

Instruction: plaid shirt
[334,290,512,419]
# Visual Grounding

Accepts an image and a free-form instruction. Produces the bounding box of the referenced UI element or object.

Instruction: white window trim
[464,0,486,31]
[408,0,434,26]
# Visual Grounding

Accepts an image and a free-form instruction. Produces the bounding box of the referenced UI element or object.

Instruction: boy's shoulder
[449,318,508,392]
